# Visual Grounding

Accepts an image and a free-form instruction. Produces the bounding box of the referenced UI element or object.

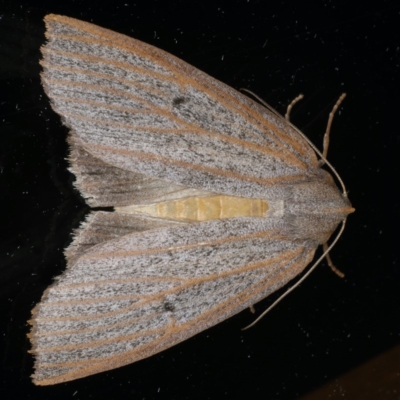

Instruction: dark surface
[299,345,400,399]
[0,0,398,399]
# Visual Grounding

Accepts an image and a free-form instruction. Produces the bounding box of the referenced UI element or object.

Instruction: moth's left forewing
[30,218,316,385]
[41,14,319,200]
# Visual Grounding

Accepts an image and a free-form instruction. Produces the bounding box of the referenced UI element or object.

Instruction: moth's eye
[172,97,188,106]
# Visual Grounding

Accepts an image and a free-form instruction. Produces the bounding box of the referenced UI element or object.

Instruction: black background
[0,0,398,399]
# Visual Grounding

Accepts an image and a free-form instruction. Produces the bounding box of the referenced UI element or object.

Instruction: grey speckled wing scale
[39,14,318,200]
[29,14,354,385]
[30,218,315,385]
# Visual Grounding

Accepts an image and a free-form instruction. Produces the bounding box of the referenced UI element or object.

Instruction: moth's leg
[319,93,347,164]
[249,305,256,314]
[322,242,345,278]
[285,94,304,121]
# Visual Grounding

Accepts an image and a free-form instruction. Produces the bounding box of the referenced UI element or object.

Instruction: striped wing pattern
[29,14,326,385]
[41,14,319,199]
[30,218,315,385]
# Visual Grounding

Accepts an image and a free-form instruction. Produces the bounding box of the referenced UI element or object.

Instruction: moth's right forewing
[30,217,316,385]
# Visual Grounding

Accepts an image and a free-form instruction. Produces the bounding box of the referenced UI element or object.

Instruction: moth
[28,14,354,385]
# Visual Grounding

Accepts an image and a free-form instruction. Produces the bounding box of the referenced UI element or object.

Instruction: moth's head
[283,176,354,243]
[288,175,354,215]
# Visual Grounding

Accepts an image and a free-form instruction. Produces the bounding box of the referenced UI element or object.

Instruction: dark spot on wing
[163,301,175,312]
[172,97,187,106]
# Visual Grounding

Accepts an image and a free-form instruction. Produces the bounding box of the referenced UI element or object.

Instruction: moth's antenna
[241,89,349,198]
[240,88,272,109]
[287,94,349,198]
[242,219,347,330]
[288,94,348,197]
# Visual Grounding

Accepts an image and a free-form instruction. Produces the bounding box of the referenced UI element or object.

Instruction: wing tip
[31,373,65,386]
[44,13,73,25]
[43,14,95,40]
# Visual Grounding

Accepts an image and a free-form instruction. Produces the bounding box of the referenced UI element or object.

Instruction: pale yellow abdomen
[116,195,268,222]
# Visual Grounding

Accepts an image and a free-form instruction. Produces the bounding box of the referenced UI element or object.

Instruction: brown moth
[28,14,354,385]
